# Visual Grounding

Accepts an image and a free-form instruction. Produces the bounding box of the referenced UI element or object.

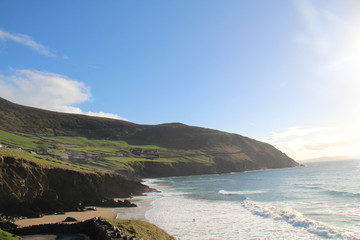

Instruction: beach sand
[15,207,117,228]
[14,192,160,230]
[14,196,155,228]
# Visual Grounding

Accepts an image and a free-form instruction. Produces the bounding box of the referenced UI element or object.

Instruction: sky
[1,0,360,161]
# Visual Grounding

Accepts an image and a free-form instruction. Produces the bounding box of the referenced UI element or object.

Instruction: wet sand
[114,196,155,221]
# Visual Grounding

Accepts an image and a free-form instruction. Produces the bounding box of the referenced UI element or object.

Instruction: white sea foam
[242,200,360,240]
[144,180,340,240]
[142,161,360,240]
[219,189,268,195]
[145,194,331,240]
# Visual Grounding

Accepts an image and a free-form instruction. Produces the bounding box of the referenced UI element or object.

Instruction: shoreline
[114,194,159,221]
[14,180,162,232]
[14,195,159,228]
[15,207,117,228]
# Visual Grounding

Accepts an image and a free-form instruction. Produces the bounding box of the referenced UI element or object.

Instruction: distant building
[131,148,143,156]
[144,149,158,154]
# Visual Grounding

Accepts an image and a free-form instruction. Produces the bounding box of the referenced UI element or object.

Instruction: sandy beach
[15,207,117,228]
[14,196,155,228]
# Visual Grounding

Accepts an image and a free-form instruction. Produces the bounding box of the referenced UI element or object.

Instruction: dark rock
[85,207,96,211]
[0,216,17,232]
[41,190,58,201]
[11,217,134,240]
[63,217,77,222]
[90,199,137,208]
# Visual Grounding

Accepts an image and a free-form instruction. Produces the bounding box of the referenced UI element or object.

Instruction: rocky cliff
[0,156,148,217]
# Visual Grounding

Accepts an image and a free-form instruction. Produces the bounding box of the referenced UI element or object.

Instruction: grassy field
[0,148,94,172]
[0,130,212,172]
[0,229,20,240]
[107,218,175,240]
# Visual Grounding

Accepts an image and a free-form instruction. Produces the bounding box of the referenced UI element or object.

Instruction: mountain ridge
[0,97,299,176]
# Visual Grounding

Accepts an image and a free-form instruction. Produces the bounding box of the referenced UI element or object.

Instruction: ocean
[142,160,360,240]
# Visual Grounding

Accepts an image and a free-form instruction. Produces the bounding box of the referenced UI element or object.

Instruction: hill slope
[0,97,299,177]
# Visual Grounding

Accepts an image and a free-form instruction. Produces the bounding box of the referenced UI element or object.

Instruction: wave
[219,189,267,195]
[242,200,360,240]
[294,184,360,198]
[294,184,324,190]
[325,189,360,198]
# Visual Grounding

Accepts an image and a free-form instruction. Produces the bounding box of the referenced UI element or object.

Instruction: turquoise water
[144,160,360,240]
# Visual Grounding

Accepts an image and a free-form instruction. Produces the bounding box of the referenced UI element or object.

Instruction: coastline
[114,194,159,221]
[12,180,164,238]
[14,194,159,228]
[14,207,117,228]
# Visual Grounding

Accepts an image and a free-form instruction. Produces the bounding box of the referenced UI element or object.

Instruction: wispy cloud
[0,29,55,57]
[0,69,126,120]
[265,126,331,142]
[261,126,360,160]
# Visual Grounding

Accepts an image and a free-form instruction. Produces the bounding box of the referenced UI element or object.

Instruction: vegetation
[0,148,94,172]
[107,218,175,240]
[0,229,20,240]
[0,97,298,176]
[0,129,213,173]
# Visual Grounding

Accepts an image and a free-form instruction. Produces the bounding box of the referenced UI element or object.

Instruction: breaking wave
[324,189,360,198]
[242,200,360,240]
[218,189,267,195]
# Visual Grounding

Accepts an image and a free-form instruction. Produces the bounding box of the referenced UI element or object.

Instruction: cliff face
[0,156,147,217]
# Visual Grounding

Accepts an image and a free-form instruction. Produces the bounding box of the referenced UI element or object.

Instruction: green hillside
[0,97,299,177]
[0,129,210,173]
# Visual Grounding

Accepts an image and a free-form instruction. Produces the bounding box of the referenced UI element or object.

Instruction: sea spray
[242,199,359,240]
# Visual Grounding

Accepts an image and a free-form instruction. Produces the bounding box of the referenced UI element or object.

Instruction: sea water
[143,160,360,240]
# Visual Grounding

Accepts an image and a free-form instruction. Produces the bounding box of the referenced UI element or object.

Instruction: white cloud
[266,126,330,142]
[0,69,127,120]
[0,29,55,57]
[261,126,360,160]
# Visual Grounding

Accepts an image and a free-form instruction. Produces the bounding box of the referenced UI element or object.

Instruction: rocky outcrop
[11,217,138,240]
[0,156,148,217]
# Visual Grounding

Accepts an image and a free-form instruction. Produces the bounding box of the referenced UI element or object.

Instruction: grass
[0,130,38,150]
[0,130,213,172]
[106,218,175,240]
[0,229,20,240]
[0,148,94,173]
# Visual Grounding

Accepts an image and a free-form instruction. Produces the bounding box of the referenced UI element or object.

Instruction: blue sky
[1,0,360,160]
